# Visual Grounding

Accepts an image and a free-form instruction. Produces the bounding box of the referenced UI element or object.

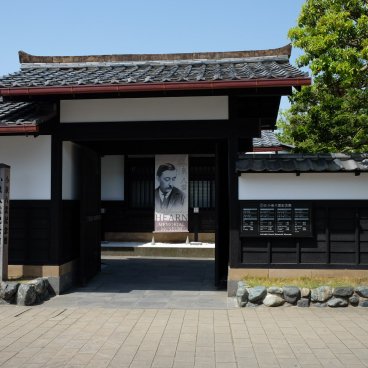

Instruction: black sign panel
[241,207,258,235]
[240,201,312,237]
[294,207,311,235]
[276,204,292,235]
[259,204,275,234]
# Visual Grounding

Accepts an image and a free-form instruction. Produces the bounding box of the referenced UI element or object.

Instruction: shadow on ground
[76,257,217,293]
[45,257,234,309]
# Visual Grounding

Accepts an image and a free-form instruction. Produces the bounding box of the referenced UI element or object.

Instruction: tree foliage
[278,0,368,152]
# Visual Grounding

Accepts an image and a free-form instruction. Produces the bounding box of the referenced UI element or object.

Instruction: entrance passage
[46,256,233,309]
[74,139,231,290]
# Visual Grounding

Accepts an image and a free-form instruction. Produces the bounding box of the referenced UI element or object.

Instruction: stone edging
[236,282,368,308]
[0,278,55,306]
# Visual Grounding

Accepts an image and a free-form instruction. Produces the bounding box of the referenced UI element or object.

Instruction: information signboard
[240,201,312,237]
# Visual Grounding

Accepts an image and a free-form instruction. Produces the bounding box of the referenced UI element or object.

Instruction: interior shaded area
[45,257,233,309]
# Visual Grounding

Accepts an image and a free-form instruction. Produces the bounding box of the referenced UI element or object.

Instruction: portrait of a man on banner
[154,155,188,233]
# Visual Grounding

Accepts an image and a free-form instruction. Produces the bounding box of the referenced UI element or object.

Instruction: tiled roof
[237,153,368,173]
[252,130,294,151]
[0,97,55,133]
[0,46,308,91]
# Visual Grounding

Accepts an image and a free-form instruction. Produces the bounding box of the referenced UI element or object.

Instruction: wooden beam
[50,135,62,264]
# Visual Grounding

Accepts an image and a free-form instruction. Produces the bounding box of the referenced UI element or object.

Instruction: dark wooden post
[227,134,241,268]
[215,140,229,286]
[227,96,256,269]
[50,135,63,265]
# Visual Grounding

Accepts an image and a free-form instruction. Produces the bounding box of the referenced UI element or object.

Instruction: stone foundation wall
[236,282,368,308]
[0,278,55,306]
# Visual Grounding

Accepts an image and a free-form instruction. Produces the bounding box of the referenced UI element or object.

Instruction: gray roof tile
[0,56,307,89]
[237,154,368,173]
[252,130,294,150]
[0,97,55,128]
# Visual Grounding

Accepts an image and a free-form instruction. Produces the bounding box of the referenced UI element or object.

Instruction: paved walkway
[1,257,368,367]
[0,306,367,367]
[46,257,234,309]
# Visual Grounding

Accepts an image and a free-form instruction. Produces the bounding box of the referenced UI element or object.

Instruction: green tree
[278,0,368,153]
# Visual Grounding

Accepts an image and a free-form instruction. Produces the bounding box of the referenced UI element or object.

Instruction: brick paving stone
[334,353,365,365]
[0,306,368,367]
[215,363,237,368]
[172,362,194,368]
[237,360,260,368]
[317,358,346,367]
[215,351,236,363]
[151,357,174,368]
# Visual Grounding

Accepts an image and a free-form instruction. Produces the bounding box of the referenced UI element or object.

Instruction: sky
[0,0,307,109]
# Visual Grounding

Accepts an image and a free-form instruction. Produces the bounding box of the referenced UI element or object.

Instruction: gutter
[0,125,39,134]
[0,78,311,97]
[252,147,285,153]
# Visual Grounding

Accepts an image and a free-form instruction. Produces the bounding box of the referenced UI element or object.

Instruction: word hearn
[155,213,188,222]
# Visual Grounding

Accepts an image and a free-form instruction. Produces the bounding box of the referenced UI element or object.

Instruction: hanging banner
[0,164,10,281]
[154,155,188,232]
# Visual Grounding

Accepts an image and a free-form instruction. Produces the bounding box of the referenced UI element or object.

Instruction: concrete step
[101,241,215,258]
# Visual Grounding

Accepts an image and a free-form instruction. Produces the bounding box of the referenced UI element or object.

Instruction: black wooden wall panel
[9,201,51,265]
[9,200,80,266]
[61,201,80,263]
[240,201,368,269]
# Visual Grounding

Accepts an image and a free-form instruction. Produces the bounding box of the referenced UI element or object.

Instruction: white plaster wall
[60,96,228,123]
[101,155,124,200]
[62,141,81,200]
[0,136,51,200]
[239,173,368,200]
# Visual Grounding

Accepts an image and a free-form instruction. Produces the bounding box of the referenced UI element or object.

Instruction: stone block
[311,286,333,303]
[327,297,348,308]
[0,281,19,303]
[267,287,283,295]
[333,287,354,298]
[263,294,285,307]
[297,299,310,308]
[248,286,267,304]
[301,288,310,298]
[236,285,249,308]
[17,284,37,306]
[349,294,359,306]
[283,286,300,304]
[355,286,368,298]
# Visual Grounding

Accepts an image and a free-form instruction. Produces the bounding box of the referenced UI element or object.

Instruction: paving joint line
[14,308,31,318]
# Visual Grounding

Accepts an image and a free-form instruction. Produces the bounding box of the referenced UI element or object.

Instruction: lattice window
[127,156,215,209]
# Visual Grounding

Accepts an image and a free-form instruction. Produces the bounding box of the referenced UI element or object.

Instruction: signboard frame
[240,200,313,238]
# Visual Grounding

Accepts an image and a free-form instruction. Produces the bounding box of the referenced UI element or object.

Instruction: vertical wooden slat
[356,208,360,265]
[267,240,271,264]
[296,240,300,264]
[326,207,330,264]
